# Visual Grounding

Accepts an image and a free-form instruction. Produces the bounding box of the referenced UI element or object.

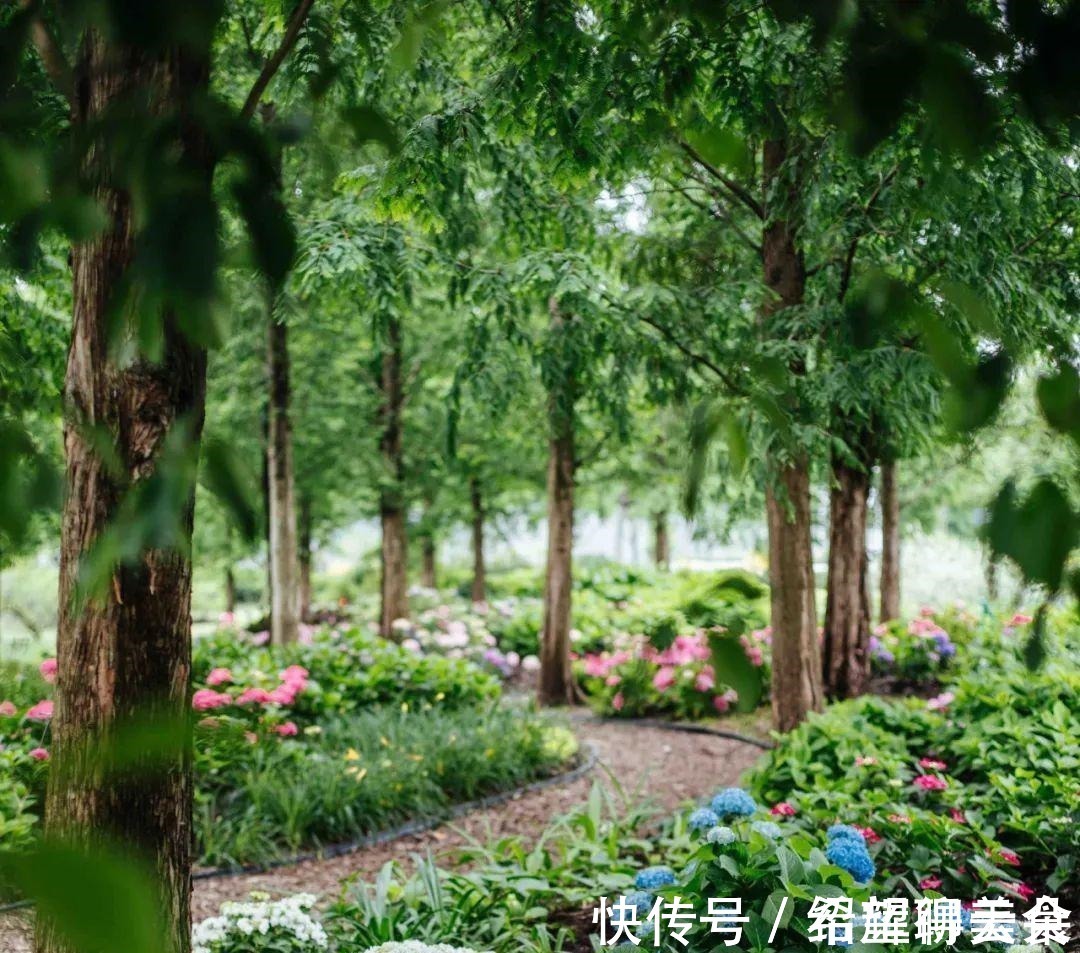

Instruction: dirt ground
[0,718,767,950]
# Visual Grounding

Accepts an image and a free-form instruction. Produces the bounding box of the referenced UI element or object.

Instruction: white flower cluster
[192,892,328,953]
[362,942,489,953]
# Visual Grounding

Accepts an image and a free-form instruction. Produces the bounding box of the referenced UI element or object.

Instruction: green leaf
[0,841,168,953]
[708,631,763,713]
[200,437,258,542]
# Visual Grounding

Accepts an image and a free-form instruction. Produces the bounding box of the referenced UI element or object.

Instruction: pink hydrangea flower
[250,630,270,646]
[712,689,737,713]
[919,757,947,770]
[206,668,233,687]
[855,755,877,767]
[857,826,882,844]
[926,691,955,712]
[770,802,797,817]
[191,689,231,711]
[950,808,967,824]
[29,747,49,761]
[583,654,610,677]
[914,774,948,792]
[39,658,57,684]
[25,700,53,721]
[694,669,715,692]
[0,701,16,717]
[274,721,298,737]
[218,611,235,627]
[605,674,621,687]
[919,876,942,890]
[611,692,625,712]
[236,687,273,705]
[652,667,676,692]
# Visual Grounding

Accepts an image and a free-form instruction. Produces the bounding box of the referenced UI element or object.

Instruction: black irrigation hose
[0,743,599,916]
[192,740,600,881]
[0,718,770,914]
[570,711,775,751]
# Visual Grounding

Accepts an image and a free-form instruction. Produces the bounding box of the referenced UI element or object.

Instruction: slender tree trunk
[470,476,486,603]
[539,301,577,706]
[225,566,236,615]
[298,496,312,622]
[761,137,823,732]
[540,429,575,705]
[653,510,670,570]
[39,32,209,953]
[823,457,872,698]
[378,314,408,635]
[879,459,901,621]
[262,404,272,615]
[765,463,823,731]
[420,535,437,589]
[986,549,999,603]
[267,308,300,646]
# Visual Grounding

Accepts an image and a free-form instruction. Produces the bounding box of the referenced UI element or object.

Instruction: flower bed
[0,632,578,871]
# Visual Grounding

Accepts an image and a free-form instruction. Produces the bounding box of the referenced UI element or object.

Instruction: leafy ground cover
[204,610,1079,953]
[0,630,577,875]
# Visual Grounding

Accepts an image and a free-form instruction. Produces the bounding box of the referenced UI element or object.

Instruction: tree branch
[678,138,764,220]
[663,178,762,256]
[20,0,73,106]
[837,163,900,303]
[240,0,316,121]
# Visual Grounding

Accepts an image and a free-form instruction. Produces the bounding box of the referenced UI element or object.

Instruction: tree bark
[539,301,577,706]
[653,510,670,570]
[760,137,823,732]
[39,30,209,953]
[225,566,236,615]
[765,463,823,731]
[823,457,872,698]
[378,314,408,635]
[879,459,901,621]
[298,495,312,623]
[420,534,437,589]
[267,309,300,646]
[470,476,486,604]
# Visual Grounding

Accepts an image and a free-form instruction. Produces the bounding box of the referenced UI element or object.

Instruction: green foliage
[193,704,575,868]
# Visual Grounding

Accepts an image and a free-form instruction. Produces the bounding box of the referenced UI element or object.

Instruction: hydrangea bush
[192,893,327,953]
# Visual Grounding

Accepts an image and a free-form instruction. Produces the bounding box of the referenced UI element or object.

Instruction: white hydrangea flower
[192,893,327,953]
[361,943,490,953]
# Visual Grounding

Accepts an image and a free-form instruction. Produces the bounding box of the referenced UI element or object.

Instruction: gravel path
[0,718,766,949]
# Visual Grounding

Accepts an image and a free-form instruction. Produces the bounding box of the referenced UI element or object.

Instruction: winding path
[0,718,767,949]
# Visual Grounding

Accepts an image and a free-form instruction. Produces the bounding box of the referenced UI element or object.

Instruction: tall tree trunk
[879,459,901,621]
[761,137,823,732]
[40,32,209,953]
[420,534,437,589]
[298,495,312,623]
[378,314,408,635]
[262,404,272,615]
[470,476,486,603]
[267,309,300,646]
[653,510,670,570]
[539,300,576,706]
[765,463,823,731]
[539,428,575,705]
[823,457,872,698]
[225,566,236,615]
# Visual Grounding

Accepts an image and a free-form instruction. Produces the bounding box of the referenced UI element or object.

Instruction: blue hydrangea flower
[751,820,783,839]
[621,891,654,916]
[826,824,866,845]
[826,839,876,883]
[960,908,972,931]
[706,825,736,845]
[634,865,676,890]
[829,916,866,949]
[688,807,720,831]
[710,787,757,818]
